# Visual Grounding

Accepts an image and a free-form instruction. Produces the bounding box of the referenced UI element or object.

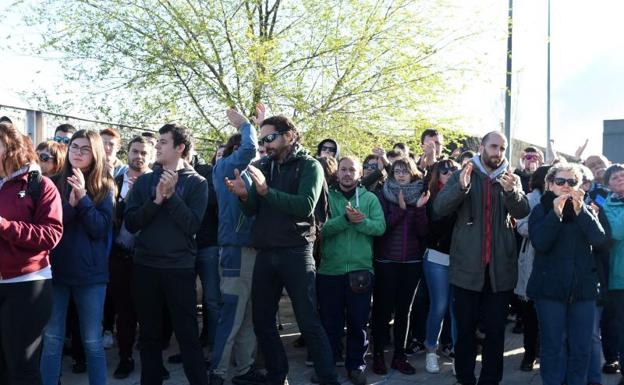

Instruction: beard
[483,153,503,169]
[129,159,145,172]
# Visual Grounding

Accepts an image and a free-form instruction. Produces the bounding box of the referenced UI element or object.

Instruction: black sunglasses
[38,153,55,162]
[553,177,578,187]
[321,145,337,153]
[258,132,282,145]
[53,136,71,144]
[363,163,377,170]
[440,166,458,175]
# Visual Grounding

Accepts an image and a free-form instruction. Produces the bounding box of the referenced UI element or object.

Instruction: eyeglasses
[69,143,93,156]
[258,132,282,145]
[38,153,55,162]
[393,168,409,176]
[523,154,539,161]
[440,166,458,175]
[321,145,337,153]
[363,163,377,170]
[553,177,578,187]
[53,136,71,144]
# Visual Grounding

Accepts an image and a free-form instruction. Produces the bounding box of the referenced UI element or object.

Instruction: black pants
[372,262,422,357]
[109,249,137,360]
[0,279,53,385]
[252,244,337,385]
[601,294,620,362]
[133,265,208,385]
[521,299,539,359]
[452,275,512,385]
[408,272,429,344]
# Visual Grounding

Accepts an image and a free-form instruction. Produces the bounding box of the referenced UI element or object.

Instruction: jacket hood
[316,138,340,159]
[472,155,509,180]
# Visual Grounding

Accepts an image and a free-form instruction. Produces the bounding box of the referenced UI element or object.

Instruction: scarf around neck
[382,177,423,206]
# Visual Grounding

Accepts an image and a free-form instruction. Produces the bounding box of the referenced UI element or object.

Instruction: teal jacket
[319,186,386,275]
[604,194,624,290]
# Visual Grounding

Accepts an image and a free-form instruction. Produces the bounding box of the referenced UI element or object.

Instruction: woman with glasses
[371,156,430,375]
[0,122,63,385]
[40,130,115,385]
[527,163,607,385]
[421,159,459,373]
[36,141,67,177]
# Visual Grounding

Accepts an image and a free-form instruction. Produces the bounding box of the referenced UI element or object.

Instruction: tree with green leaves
[17,0,471,157]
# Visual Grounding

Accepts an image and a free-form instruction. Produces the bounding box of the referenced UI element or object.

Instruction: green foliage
[13,0,472,151]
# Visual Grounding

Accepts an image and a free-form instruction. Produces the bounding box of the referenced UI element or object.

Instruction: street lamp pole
[547,0,551,151]
[504,0,513,160]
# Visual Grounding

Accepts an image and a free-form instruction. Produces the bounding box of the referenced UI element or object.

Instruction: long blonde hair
[56,130,116,205]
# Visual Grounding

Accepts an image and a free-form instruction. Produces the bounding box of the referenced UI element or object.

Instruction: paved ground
[61,296,621,385]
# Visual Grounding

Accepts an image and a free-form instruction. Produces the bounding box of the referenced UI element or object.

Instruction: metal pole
[504,0,513,160]
[547,0,551,149]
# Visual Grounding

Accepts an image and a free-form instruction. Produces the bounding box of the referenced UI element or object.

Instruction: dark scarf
[541,190,576,223]
[382,178,423,206]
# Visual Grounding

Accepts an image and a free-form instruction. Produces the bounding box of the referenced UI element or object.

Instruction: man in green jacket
[318,156,386,385]
[225,115,338,385]
[434,131,529,385]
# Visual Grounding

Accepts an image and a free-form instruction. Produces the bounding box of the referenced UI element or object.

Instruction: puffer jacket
[514,189,542,298]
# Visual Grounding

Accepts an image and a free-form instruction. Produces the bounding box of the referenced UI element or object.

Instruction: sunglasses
[258,132,282,145]
[553,177,578,187]
[363,164,377,170]
[321,145,337,153]
[523,154,539,161]
[38,153,55,162]
[440,166,458,175]
[53,136,71,144]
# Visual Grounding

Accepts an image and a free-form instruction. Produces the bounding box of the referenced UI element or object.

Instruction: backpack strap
[27,170,43,202]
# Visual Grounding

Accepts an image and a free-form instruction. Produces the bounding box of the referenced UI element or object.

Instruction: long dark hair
[428,159,459,202]
[56,130,115,205]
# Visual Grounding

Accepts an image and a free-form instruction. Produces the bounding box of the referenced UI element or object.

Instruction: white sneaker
[102,330,114,349]
[425,352,440,373]
[452,358,456,376]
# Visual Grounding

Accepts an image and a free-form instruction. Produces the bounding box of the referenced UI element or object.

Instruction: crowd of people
[0,108,623,385]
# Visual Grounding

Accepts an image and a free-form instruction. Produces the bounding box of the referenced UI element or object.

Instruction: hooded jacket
[433,156,530,292]
[319,186,385,275]
[125,164,208,269]
[0,165,63,280]
[316,139,340,159]
[240,145,324,248]
[213,122,257,247]
[527,192,608,302]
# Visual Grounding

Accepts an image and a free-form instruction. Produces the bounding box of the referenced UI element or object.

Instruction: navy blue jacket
[51,191,114,286]
[527,192,608,303]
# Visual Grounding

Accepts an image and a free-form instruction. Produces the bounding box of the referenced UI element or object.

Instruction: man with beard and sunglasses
[225,115,339,385]
[434,131,529,385]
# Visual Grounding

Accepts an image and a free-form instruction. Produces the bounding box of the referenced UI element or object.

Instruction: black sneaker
[519,355,535,372]
[161,365,170,380]
[209,373,224,385]
[405,340,425,356]
[232,368,267,385]
[114,358,135,379]
[72,360,86,374]
[603,361,620,374]
[348,369,366,385]
[511,321,524,334]
[168,353,183,364]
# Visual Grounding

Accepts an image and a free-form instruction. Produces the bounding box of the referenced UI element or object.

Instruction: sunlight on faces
[393,165,411,185]
[337,158,361,190]
[101,134,121,161]
[585,155,608,182]
[548,170,579,197]
[608,170,624,195]
[155,132,185,166]
[37,150,55,175]
[423,133,444,158]
[479,134,507,170]
[259,124,293,160]
[522,152,541,172]
[362,159,378,178]
[68,138,94,172]
[128,142,150,172]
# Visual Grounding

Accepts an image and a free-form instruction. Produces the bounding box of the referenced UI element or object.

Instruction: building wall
[604,120,624,163]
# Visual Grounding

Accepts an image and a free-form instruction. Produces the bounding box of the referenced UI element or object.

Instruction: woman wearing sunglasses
[0,122,63,385]
[527,163,607,385]
[421,159,459,373]
[371,156,429,375]
[36,141,67,177]
[40,130,115,385]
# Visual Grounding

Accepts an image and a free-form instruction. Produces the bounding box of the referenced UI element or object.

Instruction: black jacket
[124,165,208,269]
[194,164,219,249]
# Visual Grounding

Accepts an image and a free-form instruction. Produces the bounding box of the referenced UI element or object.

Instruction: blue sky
[1,0,622,158]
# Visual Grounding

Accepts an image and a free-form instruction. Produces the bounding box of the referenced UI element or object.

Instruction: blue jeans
[423,258,457,350]
[197,246,221,348]
[41,282,107,385]
[535,299,595,385]
[587,306,603,384]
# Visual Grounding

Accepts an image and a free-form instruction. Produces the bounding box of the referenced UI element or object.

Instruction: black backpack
[26,170,43,202]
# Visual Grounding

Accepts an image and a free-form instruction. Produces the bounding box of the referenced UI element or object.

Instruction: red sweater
[0,169,63,280]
